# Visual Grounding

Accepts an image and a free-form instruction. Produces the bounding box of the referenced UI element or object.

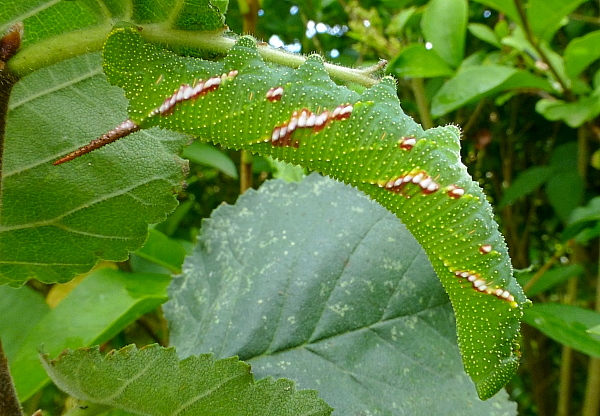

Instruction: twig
[0,339,23,416]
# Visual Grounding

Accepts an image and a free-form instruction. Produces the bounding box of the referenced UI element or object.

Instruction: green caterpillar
[55,25,528,399]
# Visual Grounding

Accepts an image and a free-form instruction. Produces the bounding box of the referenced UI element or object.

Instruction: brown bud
[0,22,24,63]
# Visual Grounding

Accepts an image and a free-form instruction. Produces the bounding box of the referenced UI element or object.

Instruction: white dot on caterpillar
[447,185,465,199]
[288,114,298,132]
[297,110,308,127]
[423,181,439,194]
[473,279,487,291]
[271,128,280,142]
[453,269,516,303]
[479,245,492,254]
[419,177,433,189]
[279,126,288,139]
[315,111,329,128]
[266,86,284,102]
[411,172,424,184]
[399,136,417,150]
[149,70,239,117]
[175,85,186,101]
[331,105,342,118]
[338,104,353,118]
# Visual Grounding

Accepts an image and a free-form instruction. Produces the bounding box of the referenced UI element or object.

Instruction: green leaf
[527,0,588,41]
[385,7,417,37]
[544,143,584,222]
[4,0,227,77]
[0,285,49,359]
[568,196,600,225]
[42,344,332,416]
[421,0,468,68]
[535,91,600,127]
[103,25,528,399]
[562,197,600,242]
[388,44,455,78]
[9,268,170,401]
[589,325,600,336]
[470,0,520,24]
[165,174,517,412]
[565,30,600,79]
[268,158,306,182]
[1,52,189,286]
[546,172,585,222]
[0,0,109,52]
[518,264,583,297]
[499,166,554,208]
[134,228,187,273]
[468,23,502,48]
[181,141,238,178]
[523,304,600,358]
[432,65,553,117]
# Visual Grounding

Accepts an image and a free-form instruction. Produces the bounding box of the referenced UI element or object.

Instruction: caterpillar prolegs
[55,25,529,399]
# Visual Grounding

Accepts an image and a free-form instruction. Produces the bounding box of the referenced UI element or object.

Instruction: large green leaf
[499,166,554,208]
[165,174,517,414]
[0,284,49,359]
[388,44,455,79]
[564,30,600,79]
[0,52,189,286]
[421,0,468,68]
[527,0,588,42]
[432,65,553,117]
[517,264,583,297]
[3,0,227,77]
[42,345,331,416]
[523,304,600,358]
[536,89,600,127]
[7,268,170,401]
[470,0,520,24]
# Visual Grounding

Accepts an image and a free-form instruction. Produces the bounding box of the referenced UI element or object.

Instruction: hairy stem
[140,26,382,87]
[7,23,382,90]
[0,24,22,229]
[0,340,23,416]
[6,24,112,78]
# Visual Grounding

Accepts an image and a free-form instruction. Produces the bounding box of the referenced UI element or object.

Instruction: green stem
[410,78,433,130]
[557,275,578,415]
[6,24,112,78]
[513,0,573,100]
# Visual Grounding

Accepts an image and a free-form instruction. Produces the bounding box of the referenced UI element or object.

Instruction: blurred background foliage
[3,0,600,415]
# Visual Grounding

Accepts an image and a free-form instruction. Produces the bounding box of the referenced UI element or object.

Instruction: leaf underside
[165,174,517,415]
